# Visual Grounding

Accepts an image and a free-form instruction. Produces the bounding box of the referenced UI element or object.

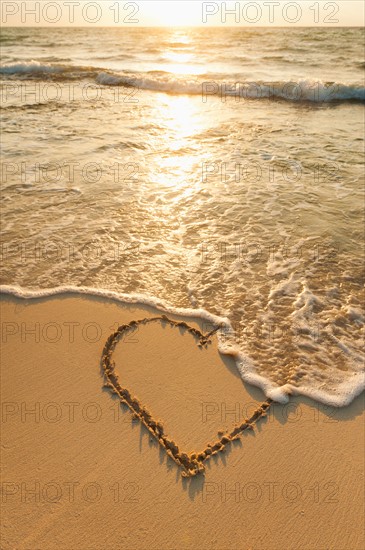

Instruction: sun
[149,1,201,26]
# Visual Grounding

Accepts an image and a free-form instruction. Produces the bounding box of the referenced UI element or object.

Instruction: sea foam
[1,61,365,103]
[1,284,364,408]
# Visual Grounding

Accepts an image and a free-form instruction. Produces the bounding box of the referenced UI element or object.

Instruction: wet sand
[1,293,364,550]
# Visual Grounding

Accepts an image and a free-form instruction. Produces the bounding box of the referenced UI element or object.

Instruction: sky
[1,0,364,27]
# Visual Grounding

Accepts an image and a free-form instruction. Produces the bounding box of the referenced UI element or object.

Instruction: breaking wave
[1,61,365,103]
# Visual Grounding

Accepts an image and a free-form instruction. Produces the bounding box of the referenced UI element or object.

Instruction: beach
[1,23,364,549]
[1,26,364,408]
[1,293,364,550]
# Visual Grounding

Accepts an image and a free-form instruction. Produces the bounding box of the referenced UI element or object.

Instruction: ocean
[1,26,364,406]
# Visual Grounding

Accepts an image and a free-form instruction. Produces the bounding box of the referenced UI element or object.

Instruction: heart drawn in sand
[101,315,272,477]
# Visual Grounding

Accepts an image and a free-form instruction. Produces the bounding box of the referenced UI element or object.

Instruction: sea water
[1,27,364,406]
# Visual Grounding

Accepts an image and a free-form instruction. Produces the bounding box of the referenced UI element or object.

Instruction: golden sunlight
[157,31,203,75]
[149,1,201,27]
[163,96,199,141]
[146,95,210,192]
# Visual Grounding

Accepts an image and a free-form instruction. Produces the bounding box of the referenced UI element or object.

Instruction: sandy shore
[1,293,364,550]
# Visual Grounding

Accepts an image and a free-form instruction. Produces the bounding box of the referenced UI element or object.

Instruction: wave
[1,61,365,103]
[1,284,364,407]
[0,60,97,78]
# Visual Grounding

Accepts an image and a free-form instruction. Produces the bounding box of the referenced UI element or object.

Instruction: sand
[1,293,364,550]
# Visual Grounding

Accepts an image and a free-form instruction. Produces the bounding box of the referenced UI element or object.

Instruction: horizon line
[3,25,364,28]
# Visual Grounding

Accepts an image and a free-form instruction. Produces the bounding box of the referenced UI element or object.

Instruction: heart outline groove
[101,315,272,477]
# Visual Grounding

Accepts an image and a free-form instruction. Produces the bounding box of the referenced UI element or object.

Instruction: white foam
[0,60,63,74]
[283,373,365,408]
[2,61,364,103]
[0,283,229,328]
[1,284,364,407]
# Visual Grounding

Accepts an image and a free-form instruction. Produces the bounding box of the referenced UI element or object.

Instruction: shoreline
[1,292,364,549]
[1,285,364,409]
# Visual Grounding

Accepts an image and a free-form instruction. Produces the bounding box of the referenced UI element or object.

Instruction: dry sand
[1,293,364,550]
